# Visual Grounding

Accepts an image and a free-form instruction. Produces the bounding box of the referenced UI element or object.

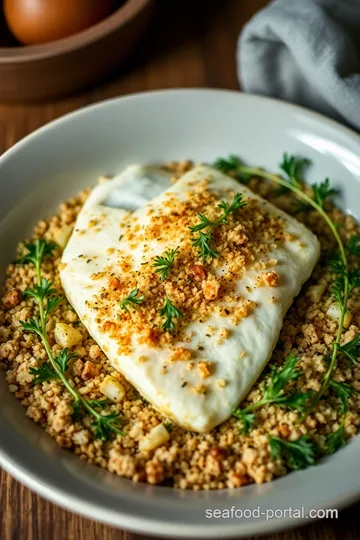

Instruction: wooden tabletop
[0,1,359,539]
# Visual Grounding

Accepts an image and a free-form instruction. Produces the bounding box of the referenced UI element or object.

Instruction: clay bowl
[0,0,153,102]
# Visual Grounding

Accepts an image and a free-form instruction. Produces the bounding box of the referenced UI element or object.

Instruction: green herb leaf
[191,231,219,261]
[279,391,315,412]
[20,317,42,336]
[15,239,57,267]
[262,353,302,402]
[278,153,310,193]
[72,398,83,421]
[86,398,110,410]
[325,425,345,455]
[190,193,247,261]
[30,363,58,385]
[212,155,250,184]
[269,435,317,470]
[232,409,255,434]
[46,296,62,317]
[213,155,243,173]
[119,288,145,313]
[54,349,77,374]
[349,267,360,293]
[160,296,183,332]
[24,278,62,318]
[23,278,57,303]
[348,235,360,257]
[218,193,247,219]
[329,380,353,415]
[338,336,360,365]
[93,412,124,441]
[165,422,174,433]
[152,247,179,281]
[232,354,310,433]
[312,178,337,209]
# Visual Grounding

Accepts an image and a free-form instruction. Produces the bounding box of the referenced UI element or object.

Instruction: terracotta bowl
[0,0,153,102]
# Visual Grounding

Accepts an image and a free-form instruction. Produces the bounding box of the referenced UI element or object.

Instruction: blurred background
[0,0,267,154]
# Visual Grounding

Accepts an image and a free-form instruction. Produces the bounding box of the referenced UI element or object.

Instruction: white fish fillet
[61,165,320,432]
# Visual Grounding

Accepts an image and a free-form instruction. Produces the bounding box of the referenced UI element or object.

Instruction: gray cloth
[238,0,360,129]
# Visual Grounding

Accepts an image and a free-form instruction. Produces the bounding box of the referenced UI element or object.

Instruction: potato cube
[139,423,170,452]
[54,323,82,348]
[327,302,352,328]
[99,376,125,402]
[53,225,73,249]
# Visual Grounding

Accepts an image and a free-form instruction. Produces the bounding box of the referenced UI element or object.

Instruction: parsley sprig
[269,435,317,470]
[189,193,247,261]
[15,239,57,274]
[212,155,253,184]
[324,379,359,453]
[326,425,346,455]
[160,296,183,332]
[215,154,360,420]
[233,354,313,434]
[338,336,360,365]
[152,247,179,281]
[119,288,144,313]
[17,239,124,440]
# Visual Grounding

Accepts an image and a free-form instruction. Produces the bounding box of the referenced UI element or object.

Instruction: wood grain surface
[0,1,359,539]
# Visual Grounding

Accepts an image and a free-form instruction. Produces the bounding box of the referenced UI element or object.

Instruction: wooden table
[0,1,359,538]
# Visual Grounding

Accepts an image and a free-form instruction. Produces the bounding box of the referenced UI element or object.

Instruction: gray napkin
[238,0,360,129]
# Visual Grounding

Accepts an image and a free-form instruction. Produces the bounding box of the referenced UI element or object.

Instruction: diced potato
[344,310,352,328]
[100,376,125,402]
[308,283,326,304]
[326,302,352,328]
[52,225,73,249]
[54,323,82,348]
[139,423,170,452]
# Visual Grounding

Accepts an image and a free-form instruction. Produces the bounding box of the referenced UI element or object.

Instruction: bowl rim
[0,0,152,63]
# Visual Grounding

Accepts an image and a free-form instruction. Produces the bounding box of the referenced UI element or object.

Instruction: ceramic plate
[0,90,359,537]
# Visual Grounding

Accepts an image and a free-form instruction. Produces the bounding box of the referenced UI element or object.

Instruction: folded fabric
[238,0,360,129]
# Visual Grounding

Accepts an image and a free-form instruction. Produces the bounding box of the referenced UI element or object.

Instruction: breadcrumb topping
[87,181,285,357]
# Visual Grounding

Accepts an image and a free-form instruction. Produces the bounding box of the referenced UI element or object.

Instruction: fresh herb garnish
[29,362,58,385]
[15,238,57,270]
[152,247,179,281]
[279,154,310,188]
[215,153,360,420]
[325,425,346,455]
[189,193,247,261]
[232,410,255,435]
[17,240,124,441]
[119,288,145,313]
[312,178,337,209]
[269,435,317,470]
[348,235,360,257]
[212,155,250,184]
[160,296,183,332]
[233,354,313,434]
[329,380,354,416]
[338,336,360,365]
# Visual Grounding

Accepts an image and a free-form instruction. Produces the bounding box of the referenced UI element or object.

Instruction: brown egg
[4,0,114,46]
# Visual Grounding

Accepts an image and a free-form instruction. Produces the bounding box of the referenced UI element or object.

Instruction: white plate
[0,90,359,538]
